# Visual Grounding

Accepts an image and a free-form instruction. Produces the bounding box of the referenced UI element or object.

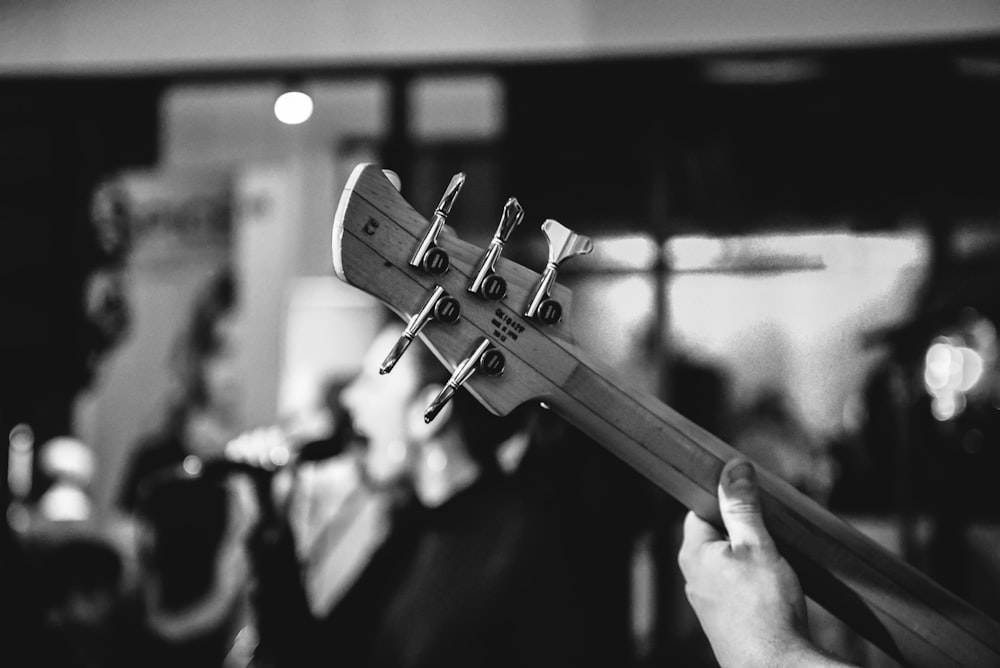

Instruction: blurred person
[294,373,360,462]
[112,266,261,667]
[679,458,857,668]
[861,309,1000,588]
[28,534,133,668]
[511,407,653,667]
[235,370,399,668]
[0,530,132,668]
[117,265,243,511]
[259,373,371,623]
[1,526,55,668]
[248,316,588,668]
[730,386,835,507]
[126,462,261,668]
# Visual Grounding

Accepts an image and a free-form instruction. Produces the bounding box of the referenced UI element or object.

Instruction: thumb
[718,458,773,551]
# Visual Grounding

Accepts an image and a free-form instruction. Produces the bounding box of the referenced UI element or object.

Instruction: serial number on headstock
[490,307,527,344]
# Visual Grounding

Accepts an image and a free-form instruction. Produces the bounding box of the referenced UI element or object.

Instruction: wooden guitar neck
[332,163,1000,667]
[546,349,1000,667]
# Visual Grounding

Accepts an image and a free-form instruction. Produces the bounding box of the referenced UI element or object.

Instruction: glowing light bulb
[958,347,984,392]
[274,90,313,125]
[426,448,447,473]
[387,440,407,465]
[183,455,203,475]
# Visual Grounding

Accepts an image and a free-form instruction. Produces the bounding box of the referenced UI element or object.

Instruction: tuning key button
[380,286,461,375]
[524,219,593,323]
[479,274,507,301]
[535,299,563,326]
[421,247,450,275]
[410,172,465,274]
[468,197,524,300]
[478,347,506,376]
[432,294,461,324]
[424,338,504,423]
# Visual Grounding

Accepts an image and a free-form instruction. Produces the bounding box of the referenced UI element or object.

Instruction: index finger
[678,510,724,572]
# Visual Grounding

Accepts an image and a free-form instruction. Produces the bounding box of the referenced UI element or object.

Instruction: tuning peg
[524,219,593,325]
[467,197,524,300]
[380,286,462,375]
[409,172,465,275]
[424,338,505,423]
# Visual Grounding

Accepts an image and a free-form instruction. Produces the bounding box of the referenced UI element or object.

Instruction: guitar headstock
[332,168,1000,668]
[332,163,592,418]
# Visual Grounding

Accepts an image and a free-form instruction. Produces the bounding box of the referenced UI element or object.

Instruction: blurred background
[3,2,1000,667]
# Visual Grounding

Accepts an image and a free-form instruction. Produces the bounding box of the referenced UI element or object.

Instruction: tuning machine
[424,338,505,423]
[524,219,593,325]
[409,172,465,275]
[466,197,524,301]
[380,285,462,375]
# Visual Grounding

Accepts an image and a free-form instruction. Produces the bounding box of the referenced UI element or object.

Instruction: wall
[2,1,1000,76]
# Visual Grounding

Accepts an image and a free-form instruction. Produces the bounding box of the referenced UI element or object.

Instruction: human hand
[225,425,292,471]
[225,426,297,511]
[678,458,852,668]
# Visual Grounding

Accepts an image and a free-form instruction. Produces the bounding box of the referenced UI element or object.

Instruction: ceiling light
[274,84,313,125]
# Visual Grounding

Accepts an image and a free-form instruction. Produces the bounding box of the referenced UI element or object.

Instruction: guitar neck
[332,163,1000,667]
[545,350,1000,668]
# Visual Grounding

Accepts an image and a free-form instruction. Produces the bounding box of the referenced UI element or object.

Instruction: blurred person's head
[733,386,836,506]
[175,267,240,415]
[341,317,528,505]
[164,267,243,459]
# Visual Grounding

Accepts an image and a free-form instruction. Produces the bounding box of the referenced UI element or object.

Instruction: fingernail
[725,460,755,488]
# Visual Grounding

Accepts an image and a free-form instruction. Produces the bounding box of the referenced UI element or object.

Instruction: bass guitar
[331,163,1000,667]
